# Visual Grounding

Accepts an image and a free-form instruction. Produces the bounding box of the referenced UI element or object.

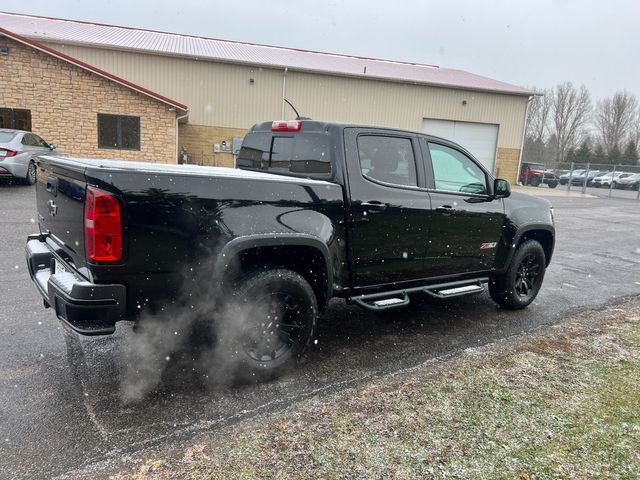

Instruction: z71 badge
[480,242,497,250]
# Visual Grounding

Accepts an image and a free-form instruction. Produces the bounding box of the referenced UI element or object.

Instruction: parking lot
[1,181,640,479]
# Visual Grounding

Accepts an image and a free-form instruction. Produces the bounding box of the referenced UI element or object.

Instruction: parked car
[614,172,640,190]
[559,169,585,185]
[26,120,555,379]
[0,129,56,185]
[592,171,632,188]
[518,162,558,188]
[570,169,606,187]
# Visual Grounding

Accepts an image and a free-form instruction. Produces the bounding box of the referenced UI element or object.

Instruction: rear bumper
[25,233,125,335]
[0,156,29,178]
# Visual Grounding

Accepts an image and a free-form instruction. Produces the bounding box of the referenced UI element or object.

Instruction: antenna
[283,98,311,120]
[284,98,301,119]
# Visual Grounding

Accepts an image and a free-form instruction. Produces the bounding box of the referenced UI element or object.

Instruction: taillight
[84,186,122,262]
[271,120,301,132]
[0,149,17,158]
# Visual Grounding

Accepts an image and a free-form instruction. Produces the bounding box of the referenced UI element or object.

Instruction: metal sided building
[0,11,534,182]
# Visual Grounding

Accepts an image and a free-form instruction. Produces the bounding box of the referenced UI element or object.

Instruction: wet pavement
[1,181,639,479]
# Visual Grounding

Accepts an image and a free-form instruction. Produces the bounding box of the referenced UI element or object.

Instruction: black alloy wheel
[489,239,546,310]
[243,291,307,363]
[514,253,541,300]
[218,268,317,381]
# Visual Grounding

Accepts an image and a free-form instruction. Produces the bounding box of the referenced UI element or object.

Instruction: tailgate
[36,156,88,270]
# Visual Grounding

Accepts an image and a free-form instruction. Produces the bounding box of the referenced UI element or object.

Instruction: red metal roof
[0,11,534,96]
[0,24,188,112]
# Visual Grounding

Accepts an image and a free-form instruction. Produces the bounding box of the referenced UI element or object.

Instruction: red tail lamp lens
[84,186,122,262]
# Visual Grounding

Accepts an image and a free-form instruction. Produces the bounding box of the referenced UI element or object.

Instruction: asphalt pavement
[1,181,639,479]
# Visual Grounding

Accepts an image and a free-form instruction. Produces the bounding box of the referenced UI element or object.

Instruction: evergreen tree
[592,143,608,165]
[621,140,639,165]
[608,144,623,165]
[566,148,578,164]
[576,139,592,164]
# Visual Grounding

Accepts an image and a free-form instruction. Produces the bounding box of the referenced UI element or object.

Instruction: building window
[97,114,140,150]
[0,108,32,131]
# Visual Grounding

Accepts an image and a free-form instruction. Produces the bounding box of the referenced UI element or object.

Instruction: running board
[349,277,488,311]
[423,281,486,299]
[352,292,410,311]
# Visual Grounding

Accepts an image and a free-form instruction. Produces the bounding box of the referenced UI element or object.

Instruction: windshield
[0,131,16,143]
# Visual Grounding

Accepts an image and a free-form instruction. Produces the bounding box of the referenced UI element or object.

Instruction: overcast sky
[10,0,640,101]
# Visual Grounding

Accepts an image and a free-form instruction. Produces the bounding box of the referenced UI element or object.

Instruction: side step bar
[350,277,489,311]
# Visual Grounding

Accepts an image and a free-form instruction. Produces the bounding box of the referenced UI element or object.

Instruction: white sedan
[0,129,56,185]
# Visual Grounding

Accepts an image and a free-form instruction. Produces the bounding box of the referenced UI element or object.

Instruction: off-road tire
[489,239,546,310]
[547,181,558,189]
[218,268,317,382]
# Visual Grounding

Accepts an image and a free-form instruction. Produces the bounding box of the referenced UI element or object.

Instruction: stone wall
[496,147,521,184]
[0,36,177,163]
[178,123,247,168]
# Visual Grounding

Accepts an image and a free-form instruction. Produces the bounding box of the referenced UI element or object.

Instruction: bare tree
[525,88,552,142]
[594,91,639,154]
[550,82,592,163]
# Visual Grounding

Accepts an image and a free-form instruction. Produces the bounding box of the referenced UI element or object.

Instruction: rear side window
[357,135,417,187]
[21,134,37,146]
[237,133,331,178]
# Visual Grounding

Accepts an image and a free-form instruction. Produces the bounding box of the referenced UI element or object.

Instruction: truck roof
[249,120,458,145]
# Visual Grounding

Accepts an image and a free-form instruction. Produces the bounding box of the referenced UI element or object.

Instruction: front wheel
[216,268,317,382]
[547,181,558,189]
[530,175,541,187]
[489,240,546,309]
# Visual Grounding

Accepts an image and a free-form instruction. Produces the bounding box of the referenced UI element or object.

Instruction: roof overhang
[0,26,189,113]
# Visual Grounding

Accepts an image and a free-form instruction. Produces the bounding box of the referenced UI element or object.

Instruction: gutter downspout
[515,96,533,184]
[281,67,288,119]
[175,109,189,164]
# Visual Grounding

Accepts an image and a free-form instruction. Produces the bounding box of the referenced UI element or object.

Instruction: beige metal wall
[41,42,528,150]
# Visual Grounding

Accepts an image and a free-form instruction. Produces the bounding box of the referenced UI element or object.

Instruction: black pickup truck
[26,120,554,378]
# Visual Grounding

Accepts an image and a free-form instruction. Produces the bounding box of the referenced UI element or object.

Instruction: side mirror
[49,144,57,150]
[494,178,511,198]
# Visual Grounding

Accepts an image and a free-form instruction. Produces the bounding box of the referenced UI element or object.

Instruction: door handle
[435,205,455,213]
[361,201,388,211]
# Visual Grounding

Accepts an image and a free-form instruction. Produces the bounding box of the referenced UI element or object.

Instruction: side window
[357,135,417,187]
[428,143,488,195]
[22,134,36,146]
[32,134,48,147]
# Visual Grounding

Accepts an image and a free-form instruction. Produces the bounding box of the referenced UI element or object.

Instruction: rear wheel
[24,161,36,185]
[216,268,317,381]
[489,240,546,310]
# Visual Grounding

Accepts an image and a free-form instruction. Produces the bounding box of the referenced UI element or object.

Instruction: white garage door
[422,119,499,173]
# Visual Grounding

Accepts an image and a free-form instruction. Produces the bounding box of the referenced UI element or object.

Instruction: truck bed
[31,154,348,329]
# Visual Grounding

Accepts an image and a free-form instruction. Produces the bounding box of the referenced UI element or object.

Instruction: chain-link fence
[520,161,640,200]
